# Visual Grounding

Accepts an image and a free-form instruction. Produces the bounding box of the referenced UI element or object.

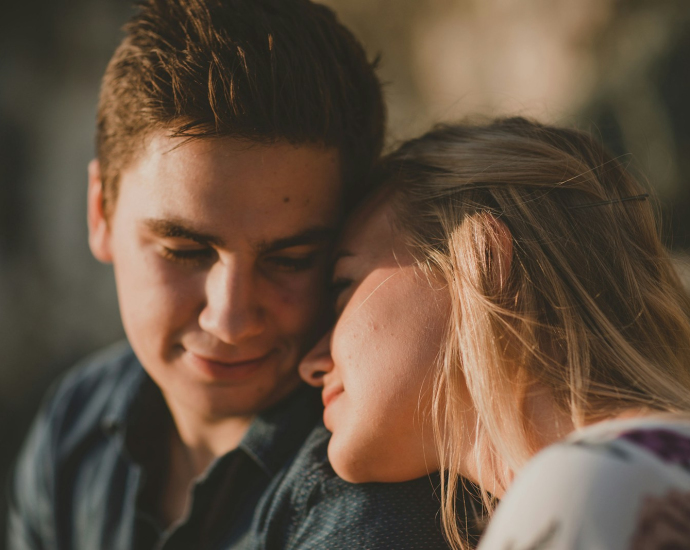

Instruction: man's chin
[164,372,304,421]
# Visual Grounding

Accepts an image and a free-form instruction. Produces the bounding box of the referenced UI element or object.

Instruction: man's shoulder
[254,424,449,549]
[26,340,143,457]
[55,339,139,392]
[8,340,145,547]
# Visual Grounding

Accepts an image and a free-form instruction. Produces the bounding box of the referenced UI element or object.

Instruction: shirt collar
[238,384,323,475]
[100,353,151,436]
[99,354,323,476]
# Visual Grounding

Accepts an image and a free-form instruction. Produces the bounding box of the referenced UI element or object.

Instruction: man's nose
[299,331,334,387]
[198,260,264,344]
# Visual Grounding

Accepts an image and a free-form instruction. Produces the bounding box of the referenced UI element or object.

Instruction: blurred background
[1,0,689,543]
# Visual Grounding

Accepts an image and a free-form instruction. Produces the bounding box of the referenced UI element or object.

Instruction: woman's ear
[487,215,513,292]
[87,159,113,263]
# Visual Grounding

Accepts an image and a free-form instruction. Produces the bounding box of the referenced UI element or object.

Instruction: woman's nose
[299,331,334,387]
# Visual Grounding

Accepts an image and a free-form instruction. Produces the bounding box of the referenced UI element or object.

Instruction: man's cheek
[271,271,328,310]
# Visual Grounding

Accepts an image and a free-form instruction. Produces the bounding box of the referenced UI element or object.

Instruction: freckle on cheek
[283,196,290,203]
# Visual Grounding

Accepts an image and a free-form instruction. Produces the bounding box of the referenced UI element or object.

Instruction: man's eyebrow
[258,227,337,254]
[142,219,224,246]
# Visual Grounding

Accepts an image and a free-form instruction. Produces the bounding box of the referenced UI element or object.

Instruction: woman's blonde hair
[383,118,690,549]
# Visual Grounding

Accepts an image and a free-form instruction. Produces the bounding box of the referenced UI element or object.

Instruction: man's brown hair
[96,0,385,217]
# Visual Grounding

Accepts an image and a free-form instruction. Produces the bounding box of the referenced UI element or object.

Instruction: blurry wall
[0,0,132,542]
[1,0,689,545]
[321,0,690,240]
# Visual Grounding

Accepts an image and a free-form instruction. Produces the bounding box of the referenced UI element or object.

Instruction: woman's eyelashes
[331,276,353,296]
[331,276,354,313]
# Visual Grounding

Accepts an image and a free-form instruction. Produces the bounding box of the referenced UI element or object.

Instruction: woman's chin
[327,436,435,484]
[327,437,374,483]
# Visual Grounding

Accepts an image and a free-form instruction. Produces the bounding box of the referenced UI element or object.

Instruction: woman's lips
[322,385,344,408]
[322,385,344,432]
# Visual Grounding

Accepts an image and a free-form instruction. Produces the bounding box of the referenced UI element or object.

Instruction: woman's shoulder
[252,423,451,550]
[479,417,690,550]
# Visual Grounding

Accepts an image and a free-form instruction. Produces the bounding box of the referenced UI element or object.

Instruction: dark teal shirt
[8,342,452,549]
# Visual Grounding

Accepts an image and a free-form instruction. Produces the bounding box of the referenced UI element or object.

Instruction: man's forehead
[114,133,345,237]
[124,133,341,196]
[142,132,341,175]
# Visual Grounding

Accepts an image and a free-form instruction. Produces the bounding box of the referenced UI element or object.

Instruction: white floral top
[479,417,690,549]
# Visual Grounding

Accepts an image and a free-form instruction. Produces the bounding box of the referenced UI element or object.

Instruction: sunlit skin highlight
[88,133,342,478]
[300,193,449,483]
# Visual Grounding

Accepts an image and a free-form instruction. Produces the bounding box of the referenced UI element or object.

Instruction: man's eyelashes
[160,245,319,273]
[161,246,214,266]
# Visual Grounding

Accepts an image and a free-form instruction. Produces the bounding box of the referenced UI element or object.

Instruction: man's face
[88,134,342,421]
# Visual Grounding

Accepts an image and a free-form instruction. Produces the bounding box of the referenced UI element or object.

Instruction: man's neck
[158,402,254,528]
[168,405,254,478]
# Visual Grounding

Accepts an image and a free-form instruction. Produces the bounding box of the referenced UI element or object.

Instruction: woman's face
[299,194,450,483]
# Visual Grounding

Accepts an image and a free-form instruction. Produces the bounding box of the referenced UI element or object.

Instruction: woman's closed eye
[331,276,354,314]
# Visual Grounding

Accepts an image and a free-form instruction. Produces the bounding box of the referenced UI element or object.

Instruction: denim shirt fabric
[7,342,451,550]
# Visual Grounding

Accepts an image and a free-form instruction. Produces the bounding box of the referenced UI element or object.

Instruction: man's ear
[87,159,113,263]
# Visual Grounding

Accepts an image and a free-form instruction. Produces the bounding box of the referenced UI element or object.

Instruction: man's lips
[184,349,275,382]
[322,385,344,408]
[189,351,271,367]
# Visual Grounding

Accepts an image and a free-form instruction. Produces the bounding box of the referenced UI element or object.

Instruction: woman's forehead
[339,195,397,256]
[336,197,419,273]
